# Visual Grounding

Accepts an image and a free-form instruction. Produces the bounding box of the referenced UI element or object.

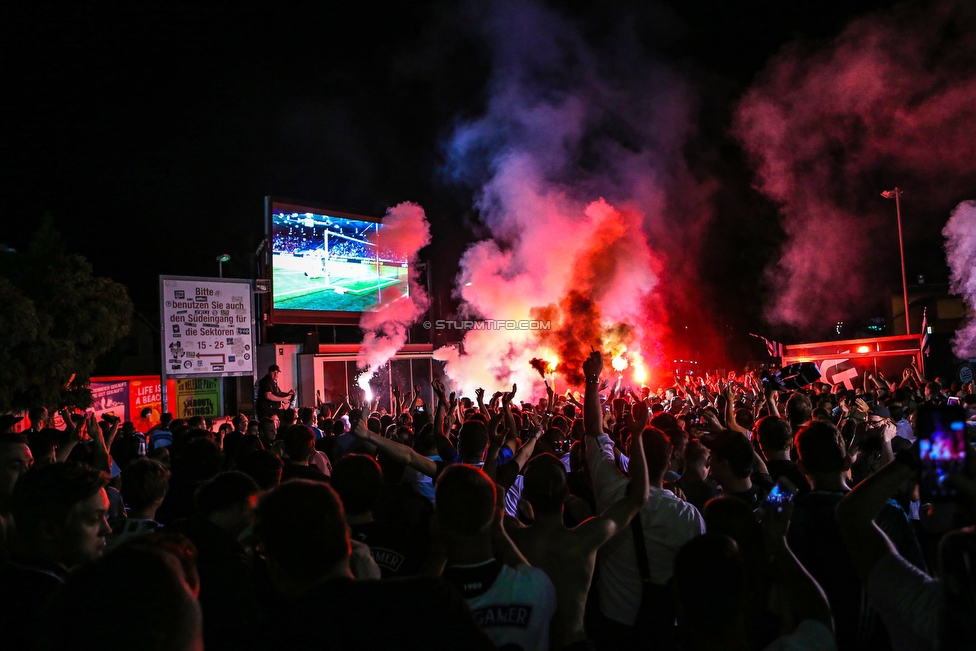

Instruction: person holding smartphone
[836,408,975,651]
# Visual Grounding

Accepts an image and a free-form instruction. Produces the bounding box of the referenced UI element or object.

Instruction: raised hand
[432,379,448,402]
[88,413,104,445]
[761,500,794,544]
[881,421,898,442]
[502,383,517,405]
[632,400,649,430]
[667,483,687,501]
[583,349,603,379]
[475,387,486,402]
[723,384,736,402]
[486,411,505,448]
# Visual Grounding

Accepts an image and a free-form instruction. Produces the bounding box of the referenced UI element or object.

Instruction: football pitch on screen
[273,266,408,312]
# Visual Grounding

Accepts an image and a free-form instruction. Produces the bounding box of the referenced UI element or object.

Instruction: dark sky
[2,0,928,345]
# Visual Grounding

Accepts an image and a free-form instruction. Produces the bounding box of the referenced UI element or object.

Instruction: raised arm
[87,414,110,473]
[509,429,540,472]
[765,503,834,632]
[334,395,350,419]
[55,409,81,463]
[502,384,518,445]
[351,418,438,477]
[584,351,605,438]
[433,380,448,436]
[765,387,781,418]
[475,387,489,418]
[910,360,928,385]
[580,402,650,547]
[391,385,403,417]
[835,454,914,584]
[446,392,459,434]
[724,386,748,435]
[482,412,505,482]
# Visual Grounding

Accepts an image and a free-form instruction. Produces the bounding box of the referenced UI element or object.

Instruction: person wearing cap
[257,365,294,419]
[0,414,25,435]
[703,430,774,509]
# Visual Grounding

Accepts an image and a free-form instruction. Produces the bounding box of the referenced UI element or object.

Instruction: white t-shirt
[450,561,556,651]
[310,450,332,476]
[586,433,705,625]
[763,620,837,651]
[349,539,381,580]
[403,454,441,502]
[895,419,914,442]
[867,551,943,651]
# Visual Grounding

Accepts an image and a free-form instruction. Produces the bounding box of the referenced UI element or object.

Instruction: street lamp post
[881,188,909,335]
[216,253,231,278]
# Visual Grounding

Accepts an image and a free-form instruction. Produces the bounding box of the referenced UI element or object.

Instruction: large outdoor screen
[266,198,409,324]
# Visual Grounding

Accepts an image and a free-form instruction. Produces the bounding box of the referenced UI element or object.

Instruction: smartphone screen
[917,405,968,500]
[764,477,798,513]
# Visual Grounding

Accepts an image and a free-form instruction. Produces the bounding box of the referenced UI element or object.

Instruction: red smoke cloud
[735,0,976,332]
[433,0,710,397]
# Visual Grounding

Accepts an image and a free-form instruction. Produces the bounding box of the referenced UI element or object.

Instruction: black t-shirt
[372,483,434,540]
[729,472,774,509]
[671,476,719,514]
[171,516,262,651]
[765,459,811,494]
[281,463,328,484]
[263,576,494,651]
[256,375,287,417]
[0,557,67,650]
[349,520,427,578]
[788,491,892,649]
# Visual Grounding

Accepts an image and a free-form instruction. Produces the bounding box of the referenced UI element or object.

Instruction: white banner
[160,276,255,378]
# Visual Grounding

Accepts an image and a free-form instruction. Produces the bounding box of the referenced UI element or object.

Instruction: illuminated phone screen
[917,406,967,500]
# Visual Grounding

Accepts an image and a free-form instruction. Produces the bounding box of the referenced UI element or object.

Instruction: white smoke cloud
[357,201,431,372]
[943,200,976,359]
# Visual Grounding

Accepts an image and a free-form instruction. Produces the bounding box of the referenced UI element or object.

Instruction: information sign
[160,276,255,378]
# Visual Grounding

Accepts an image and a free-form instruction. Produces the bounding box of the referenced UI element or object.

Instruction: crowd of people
[1,355,974,650]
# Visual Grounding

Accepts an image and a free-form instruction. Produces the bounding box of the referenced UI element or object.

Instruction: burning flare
[357,373,374,404]
[632,354,647,385]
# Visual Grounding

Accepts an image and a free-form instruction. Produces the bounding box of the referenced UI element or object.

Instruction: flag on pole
[750,333,784,359]
[920,307,930,356]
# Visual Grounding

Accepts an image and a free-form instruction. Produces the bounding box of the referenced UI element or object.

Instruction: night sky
[2,1,964,358]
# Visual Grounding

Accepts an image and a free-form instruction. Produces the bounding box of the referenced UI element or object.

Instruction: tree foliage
[0,215,133,412]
